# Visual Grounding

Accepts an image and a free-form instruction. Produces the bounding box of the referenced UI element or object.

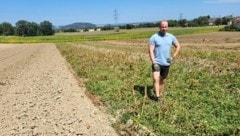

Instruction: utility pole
[113,9,118,25]
[179,13,183,20]
[113,8,119,32]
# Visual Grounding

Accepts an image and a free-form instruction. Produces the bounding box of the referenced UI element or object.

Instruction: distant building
[208,18,216,26]
[227,20,232,26]
[88,29,95,32]
[96,28,101,31]
[77,29,84,32]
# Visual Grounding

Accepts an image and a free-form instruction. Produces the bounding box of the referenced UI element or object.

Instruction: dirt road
[0,43,118,136]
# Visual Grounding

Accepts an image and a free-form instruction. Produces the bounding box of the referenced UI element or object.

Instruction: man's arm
[172,41,181,59]
[148,45,155,64]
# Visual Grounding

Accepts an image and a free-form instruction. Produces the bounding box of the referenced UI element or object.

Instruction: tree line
[0,20,55,36]
[118,15,239,31]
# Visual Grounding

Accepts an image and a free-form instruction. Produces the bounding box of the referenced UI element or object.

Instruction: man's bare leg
[159,77,166,96]
[153,72,160,97]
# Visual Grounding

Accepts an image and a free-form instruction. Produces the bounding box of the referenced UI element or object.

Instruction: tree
[168,20,179,27]
[39,21,55,36]
[197,16,210,26]
[140,23,157,27]
[178,19,188,27]
[215,18,222,26]
[125,24,135,29]
[0,24,2,35]
[26,22,39,36]
[224,23,240,31]
[188,21,198,27]
[222,16,233,25]
[0,22,14,36]
[16,20,54,36]
[15,20,29,36]
[102,24,114,30]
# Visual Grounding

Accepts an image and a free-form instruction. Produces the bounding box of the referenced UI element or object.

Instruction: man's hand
[167,57,173,63]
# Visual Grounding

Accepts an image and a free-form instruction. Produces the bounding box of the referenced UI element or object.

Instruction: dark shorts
[152,64,170,79]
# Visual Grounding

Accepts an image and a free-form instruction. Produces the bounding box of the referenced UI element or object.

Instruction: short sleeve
[172,35,178,45]
[149,35,155,46]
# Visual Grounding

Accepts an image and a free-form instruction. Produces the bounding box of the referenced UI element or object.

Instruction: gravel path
[0,43,118,136]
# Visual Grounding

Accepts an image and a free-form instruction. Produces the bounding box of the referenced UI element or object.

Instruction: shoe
[157,97,162,104]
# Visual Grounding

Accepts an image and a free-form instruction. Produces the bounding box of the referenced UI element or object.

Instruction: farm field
[0,27,239,135]
[0,26,221,43]
[0,43,118,135]
[56,30,240,135]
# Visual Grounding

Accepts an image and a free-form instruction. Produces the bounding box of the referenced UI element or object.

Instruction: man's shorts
[152,63,170,79]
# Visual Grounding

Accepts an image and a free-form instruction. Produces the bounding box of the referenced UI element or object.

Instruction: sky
[1,0,240,26]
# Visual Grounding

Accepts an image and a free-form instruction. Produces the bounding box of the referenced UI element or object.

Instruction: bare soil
[100,31,240,46]
[0,43,118,136]
[177,32,240,51]
[177,31,240,44]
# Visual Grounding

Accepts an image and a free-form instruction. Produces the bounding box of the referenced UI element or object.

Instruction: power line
[180,13,183,20]
[113,9,118,25]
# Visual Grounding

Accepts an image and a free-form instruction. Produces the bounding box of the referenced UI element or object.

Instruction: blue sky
[1,0,240,26]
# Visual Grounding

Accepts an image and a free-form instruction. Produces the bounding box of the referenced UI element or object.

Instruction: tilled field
[0,43,117,136]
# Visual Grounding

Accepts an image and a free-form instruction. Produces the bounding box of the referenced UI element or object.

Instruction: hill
[59,22,96,30]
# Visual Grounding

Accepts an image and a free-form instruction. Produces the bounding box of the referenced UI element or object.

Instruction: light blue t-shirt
[149,32,177,66]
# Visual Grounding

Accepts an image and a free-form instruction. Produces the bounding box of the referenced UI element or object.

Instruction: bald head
[159,20,168,35]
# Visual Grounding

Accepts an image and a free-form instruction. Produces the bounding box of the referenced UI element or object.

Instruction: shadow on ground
[133,85,156,101]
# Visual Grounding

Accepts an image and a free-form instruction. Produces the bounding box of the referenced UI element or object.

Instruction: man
[148,20,181,104]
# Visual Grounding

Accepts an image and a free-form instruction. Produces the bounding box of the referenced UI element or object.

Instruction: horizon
[1,0,240,26]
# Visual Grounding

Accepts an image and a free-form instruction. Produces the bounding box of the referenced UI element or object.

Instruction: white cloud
[204,0,240,3]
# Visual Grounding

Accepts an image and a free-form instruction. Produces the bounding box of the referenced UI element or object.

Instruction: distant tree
[178,19,188,27]
[223,23,240,31]
[189,16,210,26]
[15,20,55,36]
[0,22,14,36]
[215,18,222,26]
[125,24,135,29]
[188,21,198,27]
[102,25,114,30]
[222,17,229,25]
[83,28,89,32]
[63,28,77,32]
[26,22,39,36]
[222,16,233,25]
[140,23,156,27]
[0,24,2,35]
[198,16,210,26]
[15,20,29,36]
[39,21,55,35]
[168,20,179,27]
